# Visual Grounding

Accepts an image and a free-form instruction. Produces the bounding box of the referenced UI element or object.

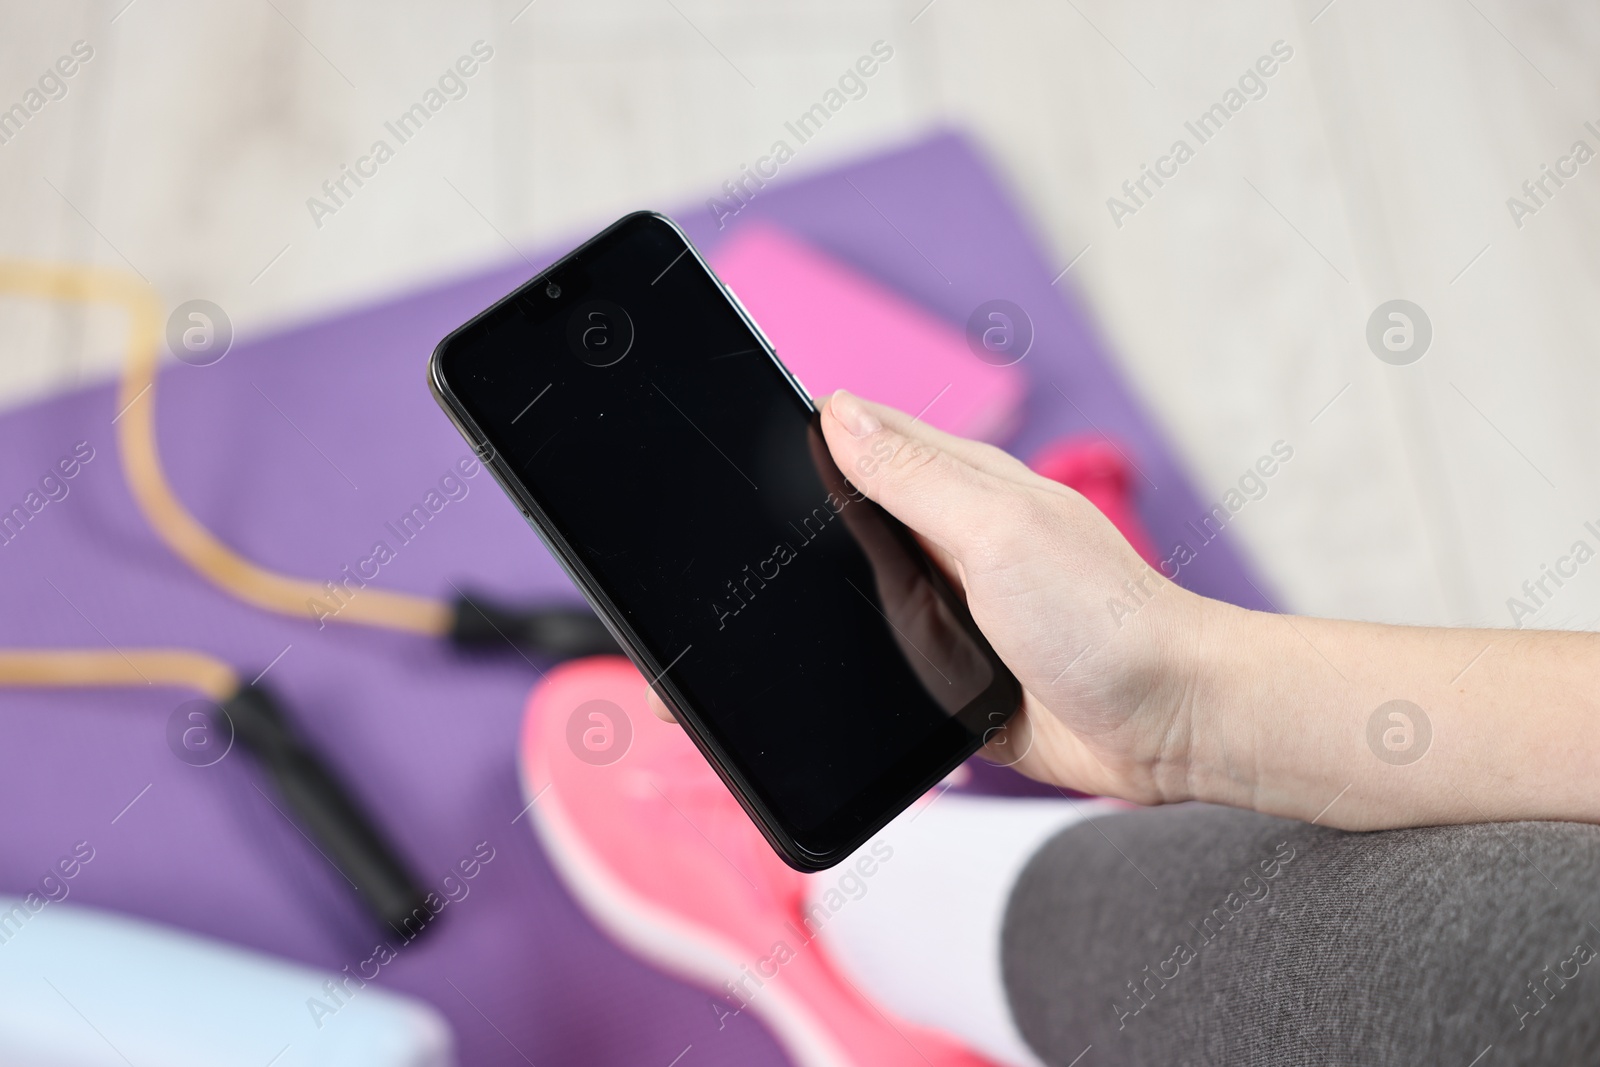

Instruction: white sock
[807,791,1111,1067]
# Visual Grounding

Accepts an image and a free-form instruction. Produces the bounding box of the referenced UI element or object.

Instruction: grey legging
[1002,804,1600,1066]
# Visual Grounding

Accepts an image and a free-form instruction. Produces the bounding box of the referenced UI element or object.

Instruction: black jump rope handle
[220,598,614,938]
[221,684,432,940]
[448,589,619,659]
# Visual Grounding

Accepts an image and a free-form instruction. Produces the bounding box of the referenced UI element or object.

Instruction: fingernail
[830,390,881,438]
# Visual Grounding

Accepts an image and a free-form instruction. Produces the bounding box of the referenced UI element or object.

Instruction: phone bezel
[428,210,1020,870]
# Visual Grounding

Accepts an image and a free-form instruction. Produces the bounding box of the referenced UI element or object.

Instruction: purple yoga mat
[0,131,1268,1066]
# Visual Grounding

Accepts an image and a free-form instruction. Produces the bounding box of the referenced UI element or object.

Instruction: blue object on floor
[0,897,453,1066]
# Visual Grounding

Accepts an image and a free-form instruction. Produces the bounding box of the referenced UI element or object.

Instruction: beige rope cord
[0,649,239,702]
[0,261,452,636]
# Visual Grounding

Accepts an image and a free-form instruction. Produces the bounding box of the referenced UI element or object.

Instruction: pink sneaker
[519,655,1002,1067]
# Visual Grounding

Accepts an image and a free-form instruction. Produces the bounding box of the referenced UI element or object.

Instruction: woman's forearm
[1181,601,1600,829]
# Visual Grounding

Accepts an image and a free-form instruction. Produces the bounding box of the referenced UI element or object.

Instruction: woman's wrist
[1154,595,1270,812]
[1106,585,1256,812]
[1158,597,1367,823]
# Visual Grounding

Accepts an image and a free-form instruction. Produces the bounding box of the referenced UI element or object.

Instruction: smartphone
[429,211,1020,870]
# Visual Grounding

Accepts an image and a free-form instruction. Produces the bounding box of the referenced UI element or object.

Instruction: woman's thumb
[820,391,1011,558]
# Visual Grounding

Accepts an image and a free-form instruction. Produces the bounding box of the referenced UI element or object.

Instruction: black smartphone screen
[431,212,1019,866]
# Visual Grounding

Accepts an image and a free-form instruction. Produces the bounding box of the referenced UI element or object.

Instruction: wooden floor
[3,0,1599,630]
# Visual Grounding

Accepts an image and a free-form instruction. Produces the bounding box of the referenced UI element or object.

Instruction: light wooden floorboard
[2,0,1597,632]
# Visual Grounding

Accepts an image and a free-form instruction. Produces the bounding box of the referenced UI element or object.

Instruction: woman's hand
[816,389,1215,805]
[819,391,1600,831]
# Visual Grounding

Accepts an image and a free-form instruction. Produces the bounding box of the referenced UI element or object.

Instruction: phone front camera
[546,282,562,299]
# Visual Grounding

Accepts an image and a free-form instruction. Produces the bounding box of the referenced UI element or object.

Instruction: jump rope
[0,262,615,935]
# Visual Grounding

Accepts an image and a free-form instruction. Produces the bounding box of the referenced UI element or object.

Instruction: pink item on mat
[708,223,1025,442]
[519,656,1004,1067]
